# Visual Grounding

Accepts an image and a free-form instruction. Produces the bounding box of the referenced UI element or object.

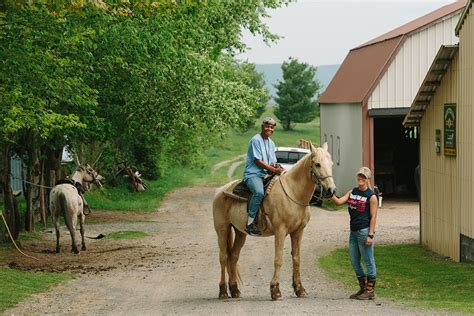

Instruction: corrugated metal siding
[459,6,474,241]
[368,13,461,110]
[320,103,363,194]
[420,53,460,261]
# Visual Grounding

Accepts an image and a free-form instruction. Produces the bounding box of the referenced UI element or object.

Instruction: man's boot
[349,276,366,299]
[357,278,376,300]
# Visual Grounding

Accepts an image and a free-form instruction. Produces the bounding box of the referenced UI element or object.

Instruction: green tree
[274,58,320,130]
[236,61,271,129]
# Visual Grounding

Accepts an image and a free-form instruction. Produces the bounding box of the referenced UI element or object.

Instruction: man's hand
[272,167,284,175]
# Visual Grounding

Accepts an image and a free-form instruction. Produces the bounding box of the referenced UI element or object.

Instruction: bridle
[278,160,333,206]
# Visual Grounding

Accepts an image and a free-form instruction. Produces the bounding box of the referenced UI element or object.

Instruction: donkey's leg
[217,225,230,299]
[64,211,79,254]
[53,215,61,254]
[291,228,307,297]
[79,212,86,251]
[229,228,246,298]
[270,228,287,300]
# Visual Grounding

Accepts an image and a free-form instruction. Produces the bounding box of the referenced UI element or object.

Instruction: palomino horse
[49,164,104,254]
[212,143,336,300]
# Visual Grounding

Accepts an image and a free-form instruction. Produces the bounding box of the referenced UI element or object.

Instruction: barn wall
[369,13,461,110]
[320,103,363,194]
[420,53,461,261]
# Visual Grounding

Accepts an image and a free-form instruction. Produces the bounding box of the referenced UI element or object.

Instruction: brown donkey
[212,143,336,300]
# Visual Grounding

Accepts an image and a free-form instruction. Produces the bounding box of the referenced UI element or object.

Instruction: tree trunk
[25,132,41,232]
[0,141,19,241]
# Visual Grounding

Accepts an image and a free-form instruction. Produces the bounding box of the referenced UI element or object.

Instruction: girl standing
[331,166,378,300]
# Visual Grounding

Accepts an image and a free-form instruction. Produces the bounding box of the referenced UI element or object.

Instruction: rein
[278,170,333,207]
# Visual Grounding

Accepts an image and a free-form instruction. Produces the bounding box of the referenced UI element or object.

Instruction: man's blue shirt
[243,134,277,181]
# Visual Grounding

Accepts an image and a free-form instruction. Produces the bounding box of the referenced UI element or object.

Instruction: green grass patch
[0,268,73,312]
[106,230,148,240]
[18,231,43,241]
[87,166,202,212]
[319,243,474,313]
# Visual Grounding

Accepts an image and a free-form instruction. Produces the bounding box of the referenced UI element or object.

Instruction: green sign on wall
[444,104,456,156]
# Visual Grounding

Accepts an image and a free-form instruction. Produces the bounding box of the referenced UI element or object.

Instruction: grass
[106,230,148,240]
[319,243,474,313]
[0,267,73,312]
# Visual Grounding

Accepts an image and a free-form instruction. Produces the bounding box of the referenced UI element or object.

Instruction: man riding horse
[243,117,284,236]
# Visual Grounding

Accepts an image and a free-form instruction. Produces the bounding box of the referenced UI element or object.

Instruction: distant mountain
[255,63,340,104]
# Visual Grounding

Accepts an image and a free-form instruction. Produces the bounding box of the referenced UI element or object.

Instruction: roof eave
[455,0,472,35]
[403,45,459,127]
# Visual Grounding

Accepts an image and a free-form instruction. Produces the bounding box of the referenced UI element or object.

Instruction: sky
[238,0,458,66]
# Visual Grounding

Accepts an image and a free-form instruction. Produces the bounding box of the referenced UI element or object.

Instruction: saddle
[56,177,86,194]
[224,174,276,201]
[223,175,279,235]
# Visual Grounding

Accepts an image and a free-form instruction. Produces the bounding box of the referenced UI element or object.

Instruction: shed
[403,0,474,262]
[320,1,465,195]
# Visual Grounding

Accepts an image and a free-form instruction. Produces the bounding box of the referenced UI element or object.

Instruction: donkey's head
[77,164,104,189]
[310,143,336,198]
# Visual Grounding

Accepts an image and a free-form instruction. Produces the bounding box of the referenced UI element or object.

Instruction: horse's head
[78,164,105,189]
[310,143,336,198]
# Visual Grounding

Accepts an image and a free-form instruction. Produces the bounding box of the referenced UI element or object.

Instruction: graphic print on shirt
[348,193,367,213]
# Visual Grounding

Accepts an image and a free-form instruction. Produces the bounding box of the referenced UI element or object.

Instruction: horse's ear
[322,142,328,151]
[310,144,317,155]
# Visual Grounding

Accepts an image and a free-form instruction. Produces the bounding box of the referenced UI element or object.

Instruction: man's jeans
[244,176,264,220]
[349,227,376,279]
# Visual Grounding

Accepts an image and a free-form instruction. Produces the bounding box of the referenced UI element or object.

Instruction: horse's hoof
[219,284,229,299]
[72,248,79,254]
[55,248,60,254]
[270,283,282,301]
[293,283,307,297]
[229,284,241,298]
[81,245,87,251]
[296,288,308,298]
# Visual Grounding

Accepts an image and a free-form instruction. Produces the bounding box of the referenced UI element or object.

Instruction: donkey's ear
[322,142,328,151]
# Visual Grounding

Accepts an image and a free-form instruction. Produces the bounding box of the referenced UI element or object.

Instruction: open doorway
[374,117,419,199]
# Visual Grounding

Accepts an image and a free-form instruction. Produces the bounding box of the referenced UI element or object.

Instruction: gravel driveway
[4,186,453,315]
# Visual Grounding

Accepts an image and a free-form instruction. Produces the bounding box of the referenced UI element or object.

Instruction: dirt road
[4,186,448,315]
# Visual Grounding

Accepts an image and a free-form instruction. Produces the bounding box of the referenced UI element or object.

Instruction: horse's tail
[227,225,242,285]
[59,192,74,232]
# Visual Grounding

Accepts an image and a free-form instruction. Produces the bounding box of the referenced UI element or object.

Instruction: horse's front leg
[79,212,86,251]
[270,228,287,300]
[291,228,307,297]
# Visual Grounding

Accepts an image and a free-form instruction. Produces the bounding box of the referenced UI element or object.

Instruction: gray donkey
[49,164,104,254]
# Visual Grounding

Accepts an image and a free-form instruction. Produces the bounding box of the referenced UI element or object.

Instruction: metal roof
[320,1,465,105]
[359,1,466,48]
[403,45,459,127]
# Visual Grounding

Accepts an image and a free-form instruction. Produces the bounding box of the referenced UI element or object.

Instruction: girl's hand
[365,237,373,246]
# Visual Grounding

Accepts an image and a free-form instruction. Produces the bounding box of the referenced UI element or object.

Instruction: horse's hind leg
[216,225,230,299]
[291,228,307,297]
[79,212,86,251]
[229,228,246,298]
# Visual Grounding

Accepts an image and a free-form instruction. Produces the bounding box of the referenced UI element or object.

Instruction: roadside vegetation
[319,243,474,314]
[0,266,73,312]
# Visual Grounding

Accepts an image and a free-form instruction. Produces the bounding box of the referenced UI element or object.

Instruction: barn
[319,1,466,196]
[403,0,474,262]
